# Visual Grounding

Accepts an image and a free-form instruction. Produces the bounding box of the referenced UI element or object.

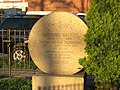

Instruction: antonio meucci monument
[28,12,88,90]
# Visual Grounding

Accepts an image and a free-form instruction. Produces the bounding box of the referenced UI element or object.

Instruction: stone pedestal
[32,73,85,90]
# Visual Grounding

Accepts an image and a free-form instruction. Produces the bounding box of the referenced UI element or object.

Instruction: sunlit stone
[28,12,88,75]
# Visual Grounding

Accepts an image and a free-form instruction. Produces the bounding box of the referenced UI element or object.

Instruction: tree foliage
[79,0,120,89]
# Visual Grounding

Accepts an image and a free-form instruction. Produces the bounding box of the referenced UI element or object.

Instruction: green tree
[79,0,120,89]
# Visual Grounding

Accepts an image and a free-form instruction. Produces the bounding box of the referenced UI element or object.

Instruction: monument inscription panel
[28,12,88,75]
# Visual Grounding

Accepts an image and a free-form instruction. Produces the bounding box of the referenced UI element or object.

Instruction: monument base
[32,73,85,90]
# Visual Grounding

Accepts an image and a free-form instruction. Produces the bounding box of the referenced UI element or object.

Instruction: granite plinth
[32,74,84,90]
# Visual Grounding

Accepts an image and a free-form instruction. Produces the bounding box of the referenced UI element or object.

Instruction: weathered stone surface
[32,74,84,90]
[28,12,88,75]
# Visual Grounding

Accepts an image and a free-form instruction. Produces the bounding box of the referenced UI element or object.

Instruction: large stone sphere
[28,12,88,75]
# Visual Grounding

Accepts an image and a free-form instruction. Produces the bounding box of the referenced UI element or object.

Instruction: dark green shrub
[0,78,32,90]
[79,0,120,89]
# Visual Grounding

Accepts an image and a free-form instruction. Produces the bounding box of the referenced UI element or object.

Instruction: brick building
[2,0,91,13]
[27,0,91,13]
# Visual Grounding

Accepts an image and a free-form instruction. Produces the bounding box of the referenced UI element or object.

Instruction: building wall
[2,0,91,13]
[26,0,91,13]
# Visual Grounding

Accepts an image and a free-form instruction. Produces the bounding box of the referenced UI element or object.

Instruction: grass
[1,59,37,70]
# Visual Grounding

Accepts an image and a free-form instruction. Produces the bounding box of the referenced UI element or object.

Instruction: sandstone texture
[28,12,88,75]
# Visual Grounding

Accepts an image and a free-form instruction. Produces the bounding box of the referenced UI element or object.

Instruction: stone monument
[28,12,88,90]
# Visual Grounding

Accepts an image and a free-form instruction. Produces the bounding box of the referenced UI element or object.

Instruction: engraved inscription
[41,33,80,60]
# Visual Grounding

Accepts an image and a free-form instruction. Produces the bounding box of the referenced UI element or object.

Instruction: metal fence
[0,29,40,78]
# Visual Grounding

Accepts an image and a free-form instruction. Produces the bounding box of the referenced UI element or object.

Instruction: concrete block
[32,74,84,90]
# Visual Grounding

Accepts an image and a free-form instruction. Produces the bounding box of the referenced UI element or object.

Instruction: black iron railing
[0,29,39,78]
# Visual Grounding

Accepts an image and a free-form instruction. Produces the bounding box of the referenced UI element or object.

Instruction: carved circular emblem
[28,12,88,75]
